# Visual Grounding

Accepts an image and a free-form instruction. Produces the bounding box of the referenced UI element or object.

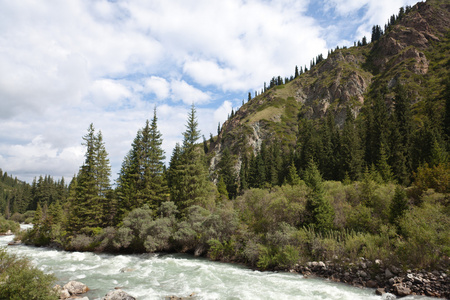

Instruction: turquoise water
[0,229,431,300]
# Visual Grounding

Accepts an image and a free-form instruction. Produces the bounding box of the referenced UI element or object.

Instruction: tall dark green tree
[304,159,334,231]
[69,124,112,233]
[218,147,237,199]
[341,108,363,181]
[169,105,212,211]
[116,109,168,219]
[389,84,412,185]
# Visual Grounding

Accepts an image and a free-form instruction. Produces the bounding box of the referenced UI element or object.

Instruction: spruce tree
[116,109,168,219]
[304,159,334,231]
[341,109,363,181]
[68,124,112,233]
[218,147,237,198]
[169,105,211,211]
[285,161,301,186]
[389,186,408,226]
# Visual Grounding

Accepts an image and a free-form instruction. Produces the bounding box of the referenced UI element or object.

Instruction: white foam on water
[1,229,438,300]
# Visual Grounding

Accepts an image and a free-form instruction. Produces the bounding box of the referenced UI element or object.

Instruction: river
[0,227,432,300]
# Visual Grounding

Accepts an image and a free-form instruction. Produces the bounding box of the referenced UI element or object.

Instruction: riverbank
[9,230,450,299]
[289,259,450,299]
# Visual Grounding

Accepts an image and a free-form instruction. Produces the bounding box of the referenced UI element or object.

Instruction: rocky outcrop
[292,259,450,298]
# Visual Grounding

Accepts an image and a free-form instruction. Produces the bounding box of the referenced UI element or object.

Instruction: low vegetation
[0,248,58,300]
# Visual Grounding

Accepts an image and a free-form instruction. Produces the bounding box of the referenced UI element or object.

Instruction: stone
[357,270,367,278]
[385,268,394,279]
[394,284,411,297]
[317,261,326,268]
[366,280,378,288]
[102,289,136,300]
[119,267,135,273]
[60,289,71,299]
[375,288,385,295]
[63,281,89,295]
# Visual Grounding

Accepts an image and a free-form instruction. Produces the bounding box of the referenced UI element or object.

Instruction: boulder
[375,288,385,295]
[60,289,71,299]
[63,281,89,295]
[366,280,378,288]
[102,289,136,300]
[394,284,412,297]
[385,268,394,279]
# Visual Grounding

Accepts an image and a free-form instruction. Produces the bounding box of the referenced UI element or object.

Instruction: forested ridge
[2,0,449,286]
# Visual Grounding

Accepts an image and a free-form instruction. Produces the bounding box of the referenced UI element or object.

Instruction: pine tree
[68,124,112,233]
[285,161,301,186]
[304,159,334,231]
[389,186,408,226]
[239,154,249,193]
[340,109,363,181]
[116,109,168,219]
[218,147,237,198]
[389,84,412,185]
[377,143,393,183]
[169,105,211,211]
[217,176,229,199]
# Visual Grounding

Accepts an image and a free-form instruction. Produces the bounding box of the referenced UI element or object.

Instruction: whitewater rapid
[0,228,431,300]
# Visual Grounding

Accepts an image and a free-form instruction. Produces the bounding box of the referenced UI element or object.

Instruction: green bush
[0,216,20,234]
[397,203,450,268]
[0,248,58,300]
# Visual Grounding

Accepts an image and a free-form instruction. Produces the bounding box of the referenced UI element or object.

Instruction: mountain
[208,0,450,187]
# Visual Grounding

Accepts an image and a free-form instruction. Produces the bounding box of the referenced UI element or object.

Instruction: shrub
[70,234,94,251]
[142,218,173,252]
[94,227,117,252]
[397,203,450,269]
[0,216,20,234]
[0,248,58,300]
[10,212,25,223]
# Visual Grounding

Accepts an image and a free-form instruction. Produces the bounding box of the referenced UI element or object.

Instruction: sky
[0,0,419,184]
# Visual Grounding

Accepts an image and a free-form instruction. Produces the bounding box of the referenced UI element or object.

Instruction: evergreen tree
[341,109,363,181]
[68,124,112,233]
[239,154,249,193]
[389,85,412,185]
[217,176,229,199]
[218,147,237,198]
[389,186,408,226]
[377,143,393,183]
[364,93,390,167]
[304,159,334,231]
[116,109,168,219]
[285,161,301,186]
[443,78,450,147]
[169,105,211,211]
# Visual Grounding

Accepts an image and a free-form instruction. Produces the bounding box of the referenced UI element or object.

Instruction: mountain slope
[209,0,450,185]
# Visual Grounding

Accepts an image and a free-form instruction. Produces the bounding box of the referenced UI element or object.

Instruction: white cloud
[214,101,233,127]
[90,79,132,106]
[144,76,170,100]
[170,80,211,105]
[0,0,420,182]
[0,135,84,182]
[323,0,420,44]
